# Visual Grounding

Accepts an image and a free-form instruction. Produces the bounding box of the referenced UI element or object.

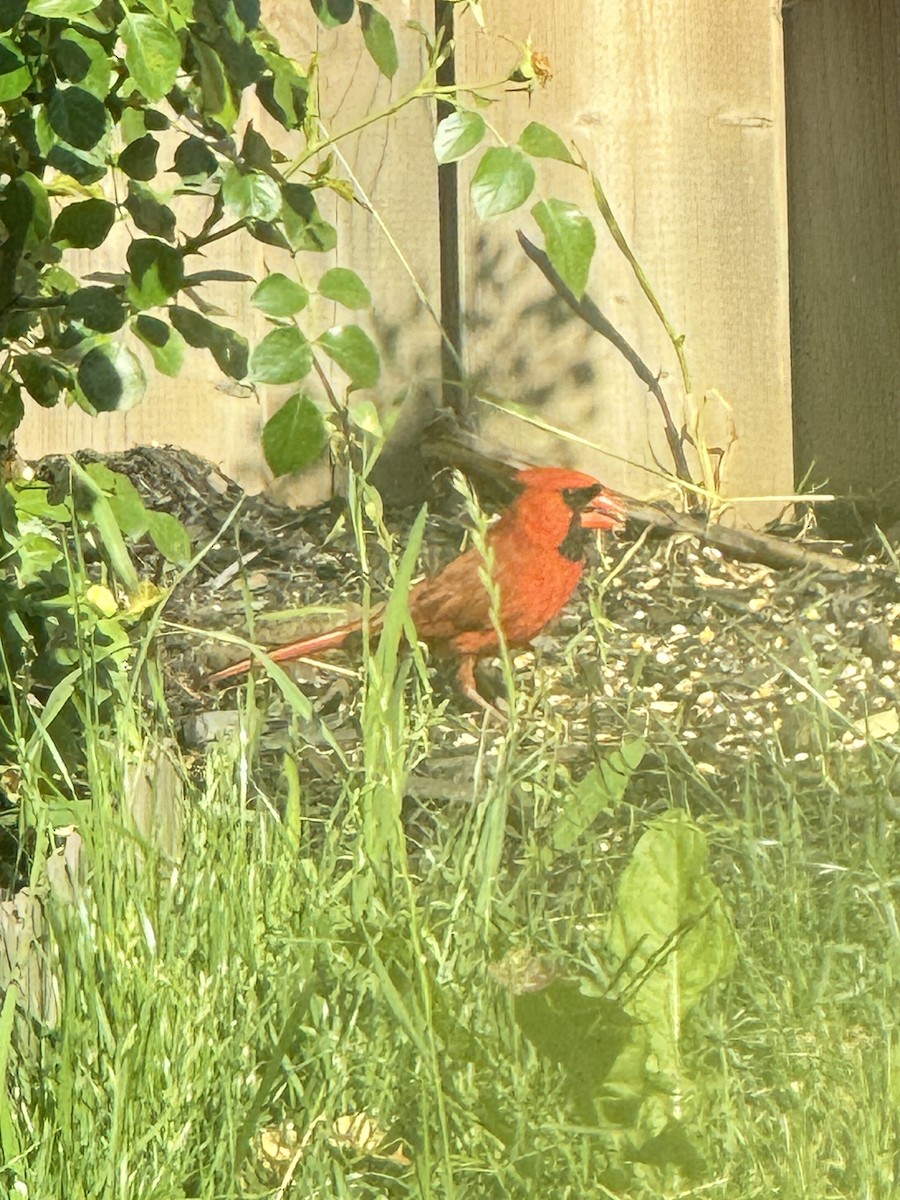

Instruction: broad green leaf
[0,377,23,439]
[70,458,139,593]
[47,86,108,150]
[256,46,308,129]
[172,135,218,179]
[360,3,397,78]
[46,143,105,186]
[52,197,116,248]
[281,184,337,253]
[193,39,238,131]
[120,13,181,103]
[124,180,176,240]
[262,392,327,476]
[519,121,574,164]
[118,134,159,180]
[532,198,596,298]
[147,509,192,564]
[551,739,646,853]
[608,809,736,1076]
[317,325,379,389]
[169,306,248,378]
[0,36,30,101]
[470,146,535,219]
[126,238,184,308]
[16,353,71,407]
[27,0,98,14]
[65,286,126,333]
[318,267,370,309]
[0,0,26,29]
[310,0,354,27]
[240,124,272,170]
[90,467,149,539]
[251,273,309,317]
[54,30,111,96]
[221,164,281,221]
[77,343,146,413]
[0,173,51,248]
[249,327,312,384]
[133,314,186,376]
[433,110,485,164]
[514,981,634,1109]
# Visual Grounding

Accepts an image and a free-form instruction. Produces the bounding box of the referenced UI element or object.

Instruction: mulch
[40,445,900,812]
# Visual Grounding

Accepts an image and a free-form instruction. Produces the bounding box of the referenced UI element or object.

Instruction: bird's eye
[562,485,602,511]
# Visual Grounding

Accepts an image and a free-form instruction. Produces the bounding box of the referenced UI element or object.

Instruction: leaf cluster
[0,0,389,473]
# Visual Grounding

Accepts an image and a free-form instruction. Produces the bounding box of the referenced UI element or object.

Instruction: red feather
[209,467,625,707]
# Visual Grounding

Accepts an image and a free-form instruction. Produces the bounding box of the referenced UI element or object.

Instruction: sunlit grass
[1,510,897,1198]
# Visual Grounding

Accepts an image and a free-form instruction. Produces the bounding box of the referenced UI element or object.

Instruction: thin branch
[587,167,692,396]
[517,230,693,485]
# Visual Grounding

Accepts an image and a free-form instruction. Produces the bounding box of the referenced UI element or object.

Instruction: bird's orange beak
[580,489,627,531]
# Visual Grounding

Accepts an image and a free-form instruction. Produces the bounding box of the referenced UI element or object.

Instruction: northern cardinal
[209,467,625,707]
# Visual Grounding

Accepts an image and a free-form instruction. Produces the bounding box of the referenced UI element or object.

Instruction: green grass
[1,531,898,1197]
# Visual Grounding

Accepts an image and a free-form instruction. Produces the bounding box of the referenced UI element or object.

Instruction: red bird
[209,467,625,707]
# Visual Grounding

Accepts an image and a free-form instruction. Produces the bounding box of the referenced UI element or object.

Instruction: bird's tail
[208,618,366,685]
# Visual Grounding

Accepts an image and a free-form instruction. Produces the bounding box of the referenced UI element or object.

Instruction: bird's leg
[457,655,507,722]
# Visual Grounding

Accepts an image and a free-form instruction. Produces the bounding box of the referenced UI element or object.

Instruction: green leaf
[70,458,139,593]
[124,181,176,240]
[262,391,327,476]
[532,198,596,298]
[0,0,27,31]
[434,110,485,164]
[120,13,181,103]
[27,0,99,14]
[65,286,126,333]
[126,238,184,308]
[281,184,337,253]
[53,30,111,96]
[192,39,239,132]
[146,509,192,565]
[47,86,108,151]
[133,314,186,377]
[77,343,147,414]
[250,273,309,317]
[90,467,148,538]
[318,267,370,309]
[0,981,21,1163]
[52,198,116,249]
[256,47,308,129]
[514,981,633,1108]
[470,147,535,219]
[608,809,736,1075]
[46,144,105,186]
[310,0,354,27]
[360,3,397,78]
[221,164,281,221]
[518,121,575,164]
[16,354,71,407]
[168,306,249,378]
[249,327,312,385]
[0,377,23,440]
[0,36,30,101]
[118,134,159,181]
[317,325,380,389]
[0,173,51,248]
[172,135,218,179]
[551,740,646,853]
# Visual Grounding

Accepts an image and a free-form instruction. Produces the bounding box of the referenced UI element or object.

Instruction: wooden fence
[18,1,798,524]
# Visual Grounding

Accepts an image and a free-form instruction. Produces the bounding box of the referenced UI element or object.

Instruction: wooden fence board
[784,0,900,521]
[17,2,793,524]
[455,0,794,522]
